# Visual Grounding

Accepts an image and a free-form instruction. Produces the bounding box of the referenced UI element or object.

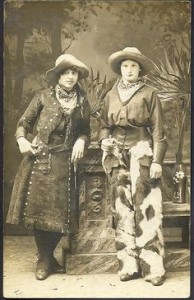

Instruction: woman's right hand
[101,138,113,153]
[17,137,38,156]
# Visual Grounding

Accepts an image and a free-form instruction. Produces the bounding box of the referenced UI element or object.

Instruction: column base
[64,248,190,275]
[65,253,119,275]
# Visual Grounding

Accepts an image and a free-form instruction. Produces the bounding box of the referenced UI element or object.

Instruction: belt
[112,126,151,148]
[35,142,70,174]
[49,143,69,153]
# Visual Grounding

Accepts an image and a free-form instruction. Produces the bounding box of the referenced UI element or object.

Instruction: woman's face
[58,68,79,91]
[120,59,141,83]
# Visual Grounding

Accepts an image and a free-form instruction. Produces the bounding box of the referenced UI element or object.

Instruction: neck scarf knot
[55,84,78,115]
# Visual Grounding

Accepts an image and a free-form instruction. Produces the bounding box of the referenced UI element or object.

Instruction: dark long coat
[6,86,90,234]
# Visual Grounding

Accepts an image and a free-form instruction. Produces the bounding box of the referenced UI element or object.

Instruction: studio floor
[3,236,191,299]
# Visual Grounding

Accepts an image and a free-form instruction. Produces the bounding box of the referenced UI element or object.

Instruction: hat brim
[46,59,89,84]
[108,51,155,76]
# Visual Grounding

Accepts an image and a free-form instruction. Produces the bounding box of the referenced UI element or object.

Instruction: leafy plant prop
[148,46,191,163]
[79,68,114,119]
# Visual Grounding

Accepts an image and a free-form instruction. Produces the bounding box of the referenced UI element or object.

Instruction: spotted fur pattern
[104,140,165,280]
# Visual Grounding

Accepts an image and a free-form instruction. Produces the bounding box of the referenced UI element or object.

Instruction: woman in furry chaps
[99,47,168,286]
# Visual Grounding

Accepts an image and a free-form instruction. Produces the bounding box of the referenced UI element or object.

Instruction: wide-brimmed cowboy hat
[108,47,155,76]
[46,54,89,83]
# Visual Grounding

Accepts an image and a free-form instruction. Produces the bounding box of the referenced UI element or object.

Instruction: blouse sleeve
[149,90,168,165]
[98,95,112,143]
[15,91,43,140]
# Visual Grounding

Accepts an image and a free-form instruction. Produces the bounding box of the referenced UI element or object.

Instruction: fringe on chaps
[104,140,165,280]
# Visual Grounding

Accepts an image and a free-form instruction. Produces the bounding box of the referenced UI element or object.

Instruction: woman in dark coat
[99,47,168,286]
[6,54,90,280]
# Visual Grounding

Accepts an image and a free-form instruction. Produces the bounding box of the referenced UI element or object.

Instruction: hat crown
[55,54,74,67]
[122,47,142,55]
[46,53,89,81]
[108,46,154,76]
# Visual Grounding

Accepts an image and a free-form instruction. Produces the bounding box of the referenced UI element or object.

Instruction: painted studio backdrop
[4,0,191,235]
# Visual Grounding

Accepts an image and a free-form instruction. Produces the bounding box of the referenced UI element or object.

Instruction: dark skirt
[6,150,78,234]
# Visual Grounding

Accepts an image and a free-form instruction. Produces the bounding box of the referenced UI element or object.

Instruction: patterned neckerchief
[55,84,78,115]
[117,78,144,102]
[118,79,143,90]
[55,84,77,102]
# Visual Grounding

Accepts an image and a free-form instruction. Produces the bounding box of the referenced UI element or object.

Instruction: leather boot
[35,258,52,280]
[45,231,65,273]
[34,229,53,280]
[33,229,64,279]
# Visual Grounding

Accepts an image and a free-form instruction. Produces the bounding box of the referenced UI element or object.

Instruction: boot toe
[120,272,139,282]
[35,268,51,280]
[35,260,52,280]
[149,276,165,286]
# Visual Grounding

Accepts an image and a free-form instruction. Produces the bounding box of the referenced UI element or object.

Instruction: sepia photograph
[3,0,191,298]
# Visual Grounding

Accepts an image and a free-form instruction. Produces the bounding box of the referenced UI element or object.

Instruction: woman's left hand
[150,162,162,179]
[71,138,85,163]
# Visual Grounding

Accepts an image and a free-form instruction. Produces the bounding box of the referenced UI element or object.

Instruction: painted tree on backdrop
[4,1,62,110]
[4,0,107,114]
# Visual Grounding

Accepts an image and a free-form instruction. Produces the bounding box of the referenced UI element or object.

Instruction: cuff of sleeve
[153,141,168,165]
[98,128,111,144]
[15,127,27,140]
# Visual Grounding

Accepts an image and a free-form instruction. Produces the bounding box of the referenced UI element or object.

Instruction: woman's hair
[57,66,80,79]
